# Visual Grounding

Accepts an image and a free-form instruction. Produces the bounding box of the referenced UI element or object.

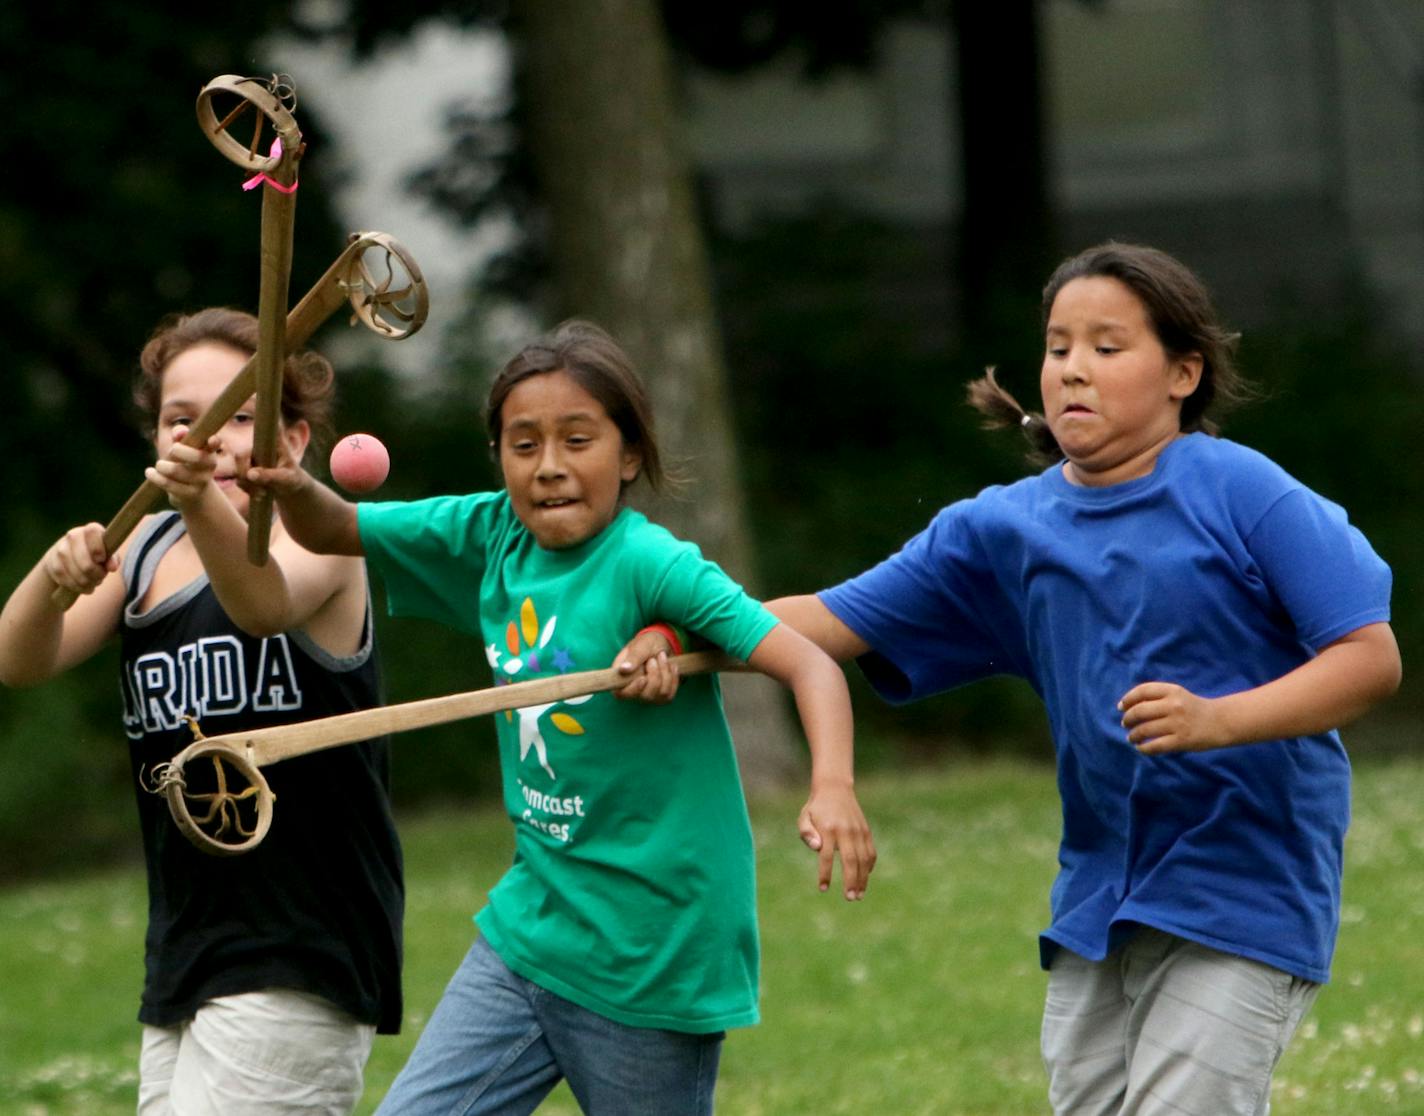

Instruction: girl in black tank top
[120,511,403,1034]
[0,308,404,1114]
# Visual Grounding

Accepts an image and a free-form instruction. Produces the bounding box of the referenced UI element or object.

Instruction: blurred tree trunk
[512,0,801,790]
[951,0,1056,358]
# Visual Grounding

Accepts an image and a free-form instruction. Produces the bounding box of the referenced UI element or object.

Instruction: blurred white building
[684,0,1424,337]
[286,0,1424,355]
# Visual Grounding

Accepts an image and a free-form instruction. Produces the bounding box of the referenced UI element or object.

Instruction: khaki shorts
[1041,927,1318,1116]
[138,988,375,1116]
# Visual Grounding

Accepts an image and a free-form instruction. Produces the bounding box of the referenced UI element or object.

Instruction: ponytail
[965,367,1063,466]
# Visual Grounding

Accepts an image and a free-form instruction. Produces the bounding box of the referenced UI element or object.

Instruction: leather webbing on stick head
[48,233,429,611]
[151,740,274,857]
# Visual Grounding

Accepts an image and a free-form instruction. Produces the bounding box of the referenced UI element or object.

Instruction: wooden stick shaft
[193,650,745,767]
[49,242,360,610]
[246,146,301,566]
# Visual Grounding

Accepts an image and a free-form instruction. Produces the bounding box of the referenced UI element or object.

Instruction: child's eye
[1046,347,1067,358]
[1096,346,1120,356]
[567,434,592,447]
[233,412,255,425]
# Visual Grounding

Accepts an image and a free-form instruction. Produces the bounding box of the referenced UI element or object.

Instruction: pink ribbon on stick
[242,138,299,194]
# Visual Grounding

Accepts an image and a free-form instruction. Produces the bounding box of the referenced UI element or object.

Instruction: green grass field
[4,759,1424,1115]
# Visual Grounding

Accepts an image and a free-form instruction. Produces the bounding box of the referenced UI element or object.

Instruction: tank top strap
[122,512,185,609]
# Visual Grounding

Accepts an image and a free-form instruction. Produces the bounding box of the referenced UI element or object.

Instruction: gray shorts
[1040,927,1319,1116]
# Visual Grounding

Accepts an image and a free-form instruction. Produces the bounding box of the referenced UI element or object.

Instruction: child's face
[498,369,642,550]
[155,341,307,520]
[1040,276,1202,487]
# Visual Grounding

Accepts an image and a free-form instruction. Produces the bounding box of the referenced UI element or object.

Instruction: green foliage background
[2,10,1422,878]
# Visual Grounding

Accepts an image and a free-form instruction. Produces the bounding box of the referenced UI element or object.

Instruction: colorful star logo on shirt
[497,597,589,778]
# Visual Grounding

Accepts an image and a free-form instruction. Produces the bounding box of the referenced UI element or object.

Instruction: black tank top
[119,513,403,1032]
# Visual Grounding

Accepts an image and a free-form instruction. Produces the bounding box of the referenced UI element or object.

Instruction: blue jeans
[374,936,724,1115]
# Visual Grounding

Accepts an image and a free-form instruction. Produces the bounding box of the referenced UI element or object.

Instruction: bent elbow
[1380,656,1403,700]
[1350,623,1404,706]
[1373,630,1404,701]
[1354,654,1403,719]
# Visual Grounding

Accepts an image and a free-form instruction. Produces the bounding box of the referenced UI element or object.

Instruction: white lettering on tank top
[252,635,303,713]
[123,634,305,738]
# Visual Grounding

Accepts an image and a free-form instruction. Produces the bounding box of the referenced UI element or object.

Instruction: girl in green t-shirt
[238,319,876,1115]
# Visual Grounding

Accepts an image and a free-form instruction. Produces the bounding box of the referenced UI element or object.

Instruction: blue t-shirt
[820,434,1391,982]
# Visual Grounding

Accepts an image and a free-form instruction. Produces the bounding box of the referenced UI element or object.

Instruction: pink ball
[329,433,390,494]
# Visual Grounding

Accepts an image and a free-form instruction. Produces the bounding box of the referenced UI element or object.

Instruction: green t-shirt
[358,493,778,1032]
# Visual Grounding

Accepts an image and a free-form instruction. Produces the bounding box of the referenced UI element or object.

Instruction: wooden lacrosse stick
[153,649,746,856]
[196,74,303,566]
[48,231,428,610]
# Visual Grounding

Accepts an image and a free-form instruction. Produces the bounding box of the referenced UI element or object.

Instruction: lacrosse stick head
[196,73,302,174]
[339,232,430,340]
[154,739,275,857]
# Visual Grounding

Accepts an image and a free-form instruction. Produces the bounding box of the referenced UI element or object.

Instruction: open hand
[797,783,877,900]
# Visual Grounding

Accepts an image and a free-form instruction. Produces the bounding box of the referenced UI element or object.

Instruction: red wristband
[637,622,684,656]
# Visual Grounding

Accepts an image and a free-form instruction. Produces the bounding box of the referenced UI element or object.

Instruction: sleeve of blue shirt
[1245,487,1392,649]
[817,500,1020,704]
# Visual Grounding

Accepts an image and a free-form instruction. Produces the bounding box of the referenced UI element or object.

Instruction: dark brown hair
[134,307,337,453]
[485,319,665,490]
[968,241,1252,465]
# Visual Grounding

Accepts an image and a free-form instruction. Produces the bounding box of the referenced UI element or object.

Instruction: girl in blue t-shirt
[241,318,876,1116]
[626,242,1400,1115]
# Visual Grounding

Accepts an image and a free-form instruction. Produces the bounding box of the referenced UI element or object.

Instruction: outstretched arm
[612,593,870,699]
[746,623,876,901]
[245,458,363,558]
[1119,621,1401,755]
[765,595,870,662]
[147,432,366,643]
